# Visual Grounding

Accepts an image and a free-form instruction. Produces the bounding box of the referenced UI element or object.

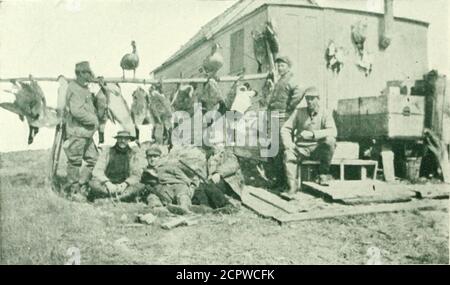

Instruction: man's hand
[105,181,117,193]
[300,130,314,140]
[116,182,128,194]
[209,173,221,184]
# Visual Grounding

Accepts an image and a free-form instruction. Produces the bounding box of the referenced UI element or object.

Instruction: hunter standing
[63,61,99,196]
[265,56,304,187]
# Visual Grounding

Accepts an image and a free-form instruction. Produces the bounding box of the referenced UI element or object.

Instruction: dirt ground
[0,149,448,265]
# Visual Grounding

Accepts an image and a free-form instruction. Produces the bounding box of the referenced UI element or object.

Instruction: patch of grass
[0,149,448,264]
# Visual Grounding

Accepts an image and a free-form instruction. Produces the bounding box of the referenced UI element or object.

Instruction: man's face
[77,70,94,84]
[116,137,130,149]
[306,96,320,112]
[276,62,290,76]
[146,155,160,167]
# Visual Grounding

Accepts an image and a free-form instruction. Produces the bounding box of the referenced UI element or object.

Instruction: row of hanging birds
[0,38,227,144]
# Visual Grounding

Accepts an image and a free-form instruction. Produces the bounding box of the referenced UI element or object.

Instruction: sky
[0,0,448,152]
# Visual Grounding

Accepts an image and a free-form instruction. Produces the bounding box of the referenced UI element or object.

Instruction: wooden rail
[0,73,269,85]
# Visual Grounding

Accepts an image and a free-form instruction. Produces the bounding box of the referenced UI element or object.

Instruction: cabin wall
[154,5,428,111]
[154,7,269,97]
[268,5,428,110]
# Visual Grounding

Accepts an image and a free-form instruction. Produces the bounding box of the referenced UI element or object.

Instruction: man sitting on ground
[142,146,205,215]
[281,87,337,194]
[89,130,144,202]
[191,143,242,213]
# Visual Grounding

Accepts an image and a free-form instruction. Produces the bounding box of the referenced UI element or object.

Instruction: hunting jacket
[92,146,142,186]
[281,107,337,149]
[65,81,99,138]
[207,148,244,197]
[267,71,304,117]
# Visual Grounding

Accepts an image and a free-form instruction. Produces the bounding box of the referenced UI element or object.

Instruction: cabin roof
[151,0,428,75]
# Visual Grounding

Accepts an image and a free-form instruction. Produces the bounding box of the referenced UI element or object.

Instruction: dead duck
[0,76,57,144]
[120,40,139,79]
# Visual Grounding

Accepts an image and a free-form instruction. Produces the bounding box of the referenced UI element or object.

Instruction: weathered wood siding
[154,7,269,97]
[154,5,428,111]
[269,5,428,110]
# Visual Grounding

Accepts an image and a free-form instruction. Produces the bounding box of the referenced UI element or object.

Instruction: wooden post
[340,163,345,181]
[424,73,450,183]
[381,143,396,182]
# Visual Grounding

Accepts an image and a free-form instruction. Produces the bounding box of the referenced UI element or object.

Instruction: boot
[79,166,93,186]
[64,165,80,193]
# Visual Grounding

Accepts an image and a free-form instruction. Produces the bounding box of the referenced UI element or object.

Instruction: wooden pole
[0,73,268,85]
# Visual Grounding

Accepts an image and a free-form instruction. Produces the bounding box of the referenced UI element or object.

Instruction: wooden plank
[338,195,412,205]
[302,181,416,203]
[232,146,268,162]
[408,184,450,199]
[277,199,448,223]
[302,159,377,166]
[241,192,286,221]
[245,186,297,214]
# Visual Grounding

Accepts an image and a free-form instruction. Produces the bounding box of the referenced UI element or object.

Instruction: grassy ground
[0,149,448,265]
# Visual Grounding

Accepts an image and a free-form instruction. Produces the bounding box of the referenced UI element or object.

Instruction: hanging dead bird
[148,88,173,144]
[96,81,136,142]
[264,20,280,56]
[202,43,223,77]
[120,40,139,79]
[131,87,151,125]
[326,41,345,74]
[198,77,225,113]
[171,84,195,115]
[351,21,368,54]
[0,76,58,144]
[130,87,153,142]
[251,30,267,73]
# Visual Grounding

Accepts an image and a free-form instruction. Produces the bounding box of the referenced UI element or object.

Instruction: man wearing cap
[63,61,99,198]
[263,56,305,188]
[281,87,337,192]
[266,56,304,122]
[140,146,162,187]
[88,130,145,202]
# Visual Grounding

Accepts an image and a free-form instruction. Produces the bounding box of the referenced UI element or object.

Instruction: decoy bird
[202,43,223,76]
[120,40,139,79]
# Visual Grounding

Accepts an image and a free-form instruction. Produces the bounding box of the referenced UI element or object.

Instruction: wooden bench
[297,159,378,189]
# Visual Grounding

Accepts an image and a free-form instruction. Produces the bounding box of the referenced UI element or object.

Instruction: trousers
[63,136,98,187]
[284,136,336,192]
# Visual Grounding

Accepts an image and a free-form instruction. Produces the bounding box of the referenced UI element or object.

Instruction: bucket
[405,157,422,181]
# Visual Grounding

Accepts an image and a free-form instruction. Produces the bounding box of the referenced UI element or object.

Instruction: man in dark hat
[267,56,304,121]
[63,61,99,199]
[281,87,337,193]
[264,56,305,189]
[88,130,145,202]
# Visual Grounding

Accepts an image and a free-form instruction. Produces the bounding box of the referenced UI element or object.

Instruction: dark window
[230,29,244,74]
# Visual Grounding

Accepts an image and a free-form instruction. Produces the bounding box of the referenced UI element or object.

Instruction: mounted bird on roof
[202,42,223,78]
[120,40,139,79]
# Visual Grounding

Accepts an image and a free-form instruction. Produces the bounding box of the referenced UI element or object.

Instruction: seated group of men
[75,130,243,215]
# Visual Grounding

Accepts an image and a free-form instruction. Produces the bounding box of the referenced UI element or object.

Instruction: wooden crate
[336,91,425,139]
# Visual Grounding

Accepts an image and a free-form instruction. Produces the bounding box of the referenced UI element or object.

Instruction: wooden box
[336,89,425,139]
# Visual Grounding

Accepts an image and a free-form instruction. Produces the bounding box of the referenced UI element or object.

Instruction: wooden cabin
[151,0,429,113]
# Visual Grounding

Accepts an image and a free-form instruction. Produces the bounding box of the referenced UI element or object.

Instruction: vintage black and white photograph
[0,0,448,266]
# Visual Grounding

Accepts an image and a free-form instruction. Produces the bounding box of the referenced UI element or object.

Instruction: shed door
[278,13,324,107]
